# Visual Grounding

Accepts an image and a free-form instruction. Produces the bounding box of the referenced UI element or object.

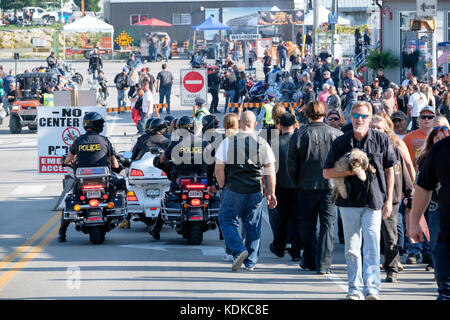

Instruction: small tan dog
[331,148,376,199]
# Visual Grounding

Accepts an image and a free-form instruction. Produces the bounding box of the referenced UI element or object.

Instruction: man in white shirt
[215,111,277,272]
[407,84,427,130]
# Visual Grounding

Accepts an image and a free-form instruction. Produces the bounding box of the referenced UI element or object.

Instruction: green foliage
[367,50,400,71]
[1,0,69,10]
[74,0,100,12]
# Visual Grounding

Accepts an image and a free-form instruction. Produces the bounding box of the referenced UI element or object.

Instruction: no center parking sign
[180,69,208,107]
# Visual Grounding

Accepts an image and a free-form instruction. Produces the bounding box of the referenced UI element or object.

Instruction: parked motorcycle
[118,149,171,229]
[160,174,220,245]
[62,162,127,245]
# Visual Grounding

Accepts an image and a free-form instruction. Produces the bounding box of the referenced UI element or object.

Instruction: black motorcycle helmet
[149,118,168,134]
[83,112,105,133]
[177,115,195,133]
[163,115,175,127]
[144,117,156,133]
[201,114,219,133]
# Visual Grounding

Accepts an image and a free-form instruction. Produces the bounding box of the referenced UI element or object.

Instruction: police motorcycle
[60,114,127,244]
[117,119,172,229]
[156,116,220,245]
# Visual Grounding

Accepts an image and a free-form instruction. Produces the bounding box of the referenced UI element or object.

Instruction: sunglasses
[419,115,435,120]
[433,126,449,131]
[352,113,370,120]
[328,117,340,121]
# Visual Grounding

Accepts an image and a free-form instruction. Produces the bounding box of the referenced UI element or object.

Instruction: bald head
[239,111,256,130]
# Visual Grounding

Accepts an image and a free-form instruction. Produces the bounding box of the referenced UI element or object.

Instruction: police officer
[59,112,126,242]
[131,118,170,161]
[257,92,276,128]
[149,115,209,240]
[193,97,210,122]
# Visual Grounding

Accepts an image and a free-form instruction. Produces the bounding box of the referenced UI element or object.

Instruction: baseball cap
[122,67,128,72]
[280,113,296,126]
[195,97,205,105]
[373,78,379,82]
[391,111,407,120]
[141,67,146,72]
[419,106,435,115]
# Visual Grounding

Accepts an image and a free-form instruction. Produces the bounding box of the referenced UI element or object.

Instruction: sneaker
[425,263,434,272]
[269,243,284,258]
[365,294,380,300]
[245,266,255,271]
[346,293,362,300]
[422,253,433,264]
[406,253,420,264]
[385,272,398,283]
[232,250,248,271]
[300,261,316,271]
[317,270,331,275]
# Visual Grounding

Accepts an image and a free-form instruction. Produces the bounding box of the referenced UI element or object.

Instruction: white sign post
[180,69,208,107]
[37,106,107,174]
[416,0,437,18]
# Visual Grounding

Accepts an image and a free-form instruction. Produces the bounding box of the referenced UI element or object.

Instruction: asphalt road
[0,58,439,301]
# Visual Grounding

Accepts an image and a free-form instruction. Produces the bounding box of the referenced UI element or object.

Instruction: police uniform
[70,130,114,167]
[131,133,170,160]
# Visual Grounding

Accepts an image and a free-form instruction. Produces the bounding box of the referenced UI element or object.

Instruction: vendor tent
[304,6,351,26]
[191,16,231,31]
[134,18,172,27]
[62,15,114,59]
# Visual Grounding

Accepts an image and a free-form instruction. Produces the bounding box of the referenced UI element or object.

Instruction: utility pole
[331,0,338,58]
[313,0,319,55]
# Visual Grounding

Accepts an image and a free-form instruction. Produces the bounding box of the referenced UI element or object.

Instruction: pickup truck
[23,7,60,24]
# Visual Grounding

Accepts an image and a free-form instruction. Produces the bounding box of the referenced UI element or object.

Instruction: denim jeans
[428,203,439,251]
[298,189,336,272]
[164,48,170,62]
[218,188,263,268]
[214,43,220,61]
[159,86,171,113]
[150,47,157,62]
[224,90,235,113]
[397,202,406,255]
[339,206,382,297]
[117,89,126,108]
[433,242,450,300]
[279,55,286,69]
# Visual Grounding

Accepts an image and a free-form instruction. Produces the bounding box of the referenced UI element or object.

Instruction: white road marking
[10,185,46,195]
[120,242,226,256]
[0,234,23,239]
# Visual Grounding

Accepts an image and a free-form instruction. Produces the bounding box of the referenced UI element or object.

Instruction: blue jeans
[214,43,220,61]
[428,202,440,251]
[433,242,450,300]
[164,48,170,62]
[279,55,286,69]
[218,188,263,268]
[117,89,126,108]
[339,206,382,298]
[159,87,171,113]
[150,47,157,62]
[397,202,406,255]
[224,90,235,113]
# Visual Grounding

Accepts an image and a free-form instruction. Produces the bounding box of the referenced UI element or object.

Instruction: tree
[74,0,100,13]
[366,50,400,71]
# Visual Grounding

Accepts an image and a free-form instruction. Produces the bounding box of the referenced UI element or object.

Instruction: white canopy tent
[62,15,115,59]
[304,6,351,26]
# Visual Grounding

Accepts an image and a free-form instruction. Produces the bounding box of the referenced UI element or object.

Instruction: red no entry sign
[183,71,204,93]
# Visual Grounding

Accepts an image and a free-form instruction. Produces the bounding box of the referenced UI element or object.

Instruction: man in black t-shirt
[156,64,174,114]
[409,136,450,300]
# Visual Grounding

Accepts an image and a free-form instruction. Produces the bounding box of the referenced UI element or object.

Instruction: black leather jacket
[287,122,342,190]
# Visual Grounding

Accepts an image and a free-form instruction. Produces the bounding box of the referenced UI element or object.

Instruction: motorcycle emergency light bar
[190,199,202,206]
[82,185,105,190]
[76,167,109,178]
[130,169,144,176]
[186,184,206,190]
